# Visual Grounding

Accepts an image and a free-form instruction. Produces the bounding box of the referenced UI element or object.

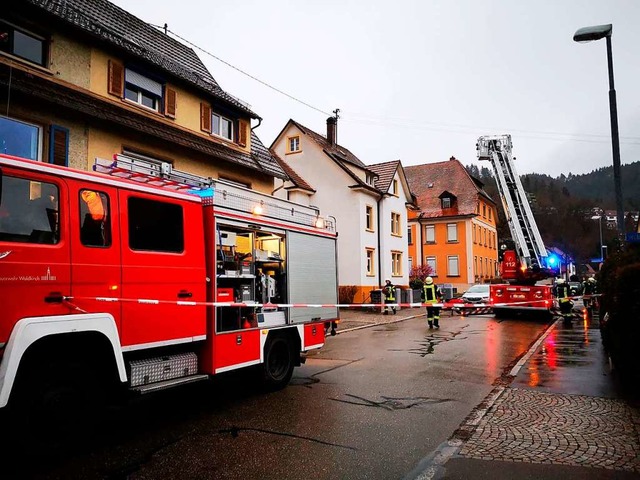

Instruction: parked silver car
[461,284,491,304]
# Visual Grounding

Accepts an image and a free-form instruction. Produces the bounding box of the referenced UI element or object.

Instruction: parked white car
[461,284,491,304]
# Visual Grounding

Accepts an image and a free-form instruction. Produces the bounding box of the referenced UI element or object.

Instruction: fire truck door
[0,170,71,342]
[68,181,121,331]
[118,190,207,348]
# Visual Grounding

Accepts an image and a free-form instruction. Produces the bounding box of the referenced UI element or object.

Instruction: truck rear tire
[261,335,295,391]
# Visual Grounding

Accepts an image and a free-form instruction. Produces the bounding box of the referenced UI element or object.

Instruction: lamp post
[573,24,624,237]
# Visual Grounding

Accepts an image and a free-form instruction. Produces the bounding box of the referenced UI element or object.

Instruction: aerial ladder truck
[477,135,556,318]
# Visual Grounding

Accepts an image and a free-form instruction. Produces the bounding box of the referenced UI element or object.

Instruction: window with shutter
[165,87,177,118]
[48,125,68,166]
[200,103,212,133]
[238,120,248,147]
[108,60,124,97]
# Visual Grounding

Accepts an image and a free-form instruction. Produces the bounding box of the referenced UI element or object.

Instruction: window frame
[447,255,460,277]
[211,112,234,141]
[446,223,458,243]
[366,248,375,276]
[391,251,402,276]
[441,197,451,209]
[123,68,164,113]
[392,179,399,196]
[128,197,184,253]
[287,135,301,154]
[407,226,413,245]
[79,189,111,248]
[426,256,437,276]
[391,212,401,236]
[365,205,374,231]
[425,224,435,243]
[0,115,42,161]
[0,20,48,67]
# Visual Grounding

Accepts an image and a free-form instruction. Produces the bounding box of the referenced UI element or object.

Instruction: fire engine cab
[477,135,555,317]
[0,153,339,416]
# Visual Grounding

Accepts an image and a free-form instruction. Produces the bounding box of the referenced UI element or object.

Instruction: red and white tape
[61,294,599,310]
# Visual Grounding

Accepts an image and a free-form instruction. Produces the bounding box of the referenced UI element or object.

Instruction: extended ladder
[477,135,548,269]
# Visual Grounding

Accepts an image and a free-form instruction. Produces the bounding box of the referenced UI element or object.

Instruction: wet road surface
[2,311,554,479]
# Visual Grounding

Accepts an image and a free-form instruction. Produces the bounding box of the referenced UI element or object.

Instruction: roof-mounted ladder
[94,154,213,192]
[477,135,548,268]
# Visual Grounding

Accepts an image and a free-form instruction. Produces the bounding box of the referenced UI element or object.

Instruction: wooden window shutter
[165,87,177,118]
[48,125,69,166]
[108,59,124,97]
[200,103,212,133]
[238,120,248,147]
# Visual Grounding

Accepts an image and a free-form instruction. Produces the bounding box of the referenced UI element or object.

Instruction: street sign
[626,232,640,243]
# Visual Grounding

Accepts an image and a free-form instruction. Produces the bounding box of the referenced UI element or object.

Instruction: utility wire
[151,24,331,117]
[150,23,640,147]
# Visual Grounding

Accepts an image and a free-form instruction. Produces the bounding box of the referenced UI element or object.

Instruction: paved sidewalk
[334,307,640,478]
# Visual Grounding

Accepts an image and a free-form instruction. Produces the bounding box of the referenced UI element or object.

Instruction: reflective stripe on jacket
[384,285,395,301]
[422,284,439,304]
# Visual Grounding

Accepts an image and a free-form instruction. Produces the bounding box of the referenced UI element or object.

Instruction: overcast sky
[112,0,640,177]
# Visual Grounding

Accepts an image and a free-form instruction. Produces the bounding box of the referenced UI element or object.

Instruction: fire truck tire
[11,361,108,451]
[493,308,508,319]
[261,335,295,391]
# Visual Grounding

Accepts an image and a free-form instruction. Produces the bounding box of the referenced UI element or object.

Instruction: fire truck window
[0,175,59,244]
[128,197,184,253]
[79,189,111,247]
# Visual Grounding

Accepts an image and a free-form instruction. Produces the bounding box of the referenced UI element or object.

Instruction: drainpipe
[377,193,384,288]
[251,117,262,131]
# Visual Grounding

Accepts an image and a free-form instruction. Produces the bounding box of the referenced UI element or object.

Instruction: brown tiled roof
[270,151,315,192]
[21,0,258,118]
[405,157,495,219]
[0,66,285,178]
[368,160,400,193]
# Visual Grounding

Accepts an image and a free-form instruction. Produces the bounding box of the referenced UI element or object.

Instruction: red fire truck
[477,135,555,318]
[0,153,339,417]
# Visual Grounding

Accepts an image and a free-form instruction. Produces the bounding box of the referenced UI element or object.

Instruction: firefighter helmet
[588,277,596,283]
[556,278,565,284]
[425,276,433,284]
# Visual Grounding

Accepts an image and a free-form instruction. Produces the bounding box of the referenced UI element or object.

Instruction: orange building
[405,157,498,294]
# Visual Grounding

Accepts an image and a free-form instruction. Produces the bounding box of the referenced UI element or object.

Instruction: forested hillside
[465,161,640,265]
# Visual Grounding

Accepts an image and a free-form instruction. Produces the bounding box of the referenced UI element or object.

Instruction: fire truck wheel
[493,308,507,319]
[11,362,105,451]
[261,335,295,390]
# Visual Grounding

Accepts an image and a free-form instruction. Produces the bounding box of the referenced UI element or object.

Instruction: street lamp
[573,24,624,237]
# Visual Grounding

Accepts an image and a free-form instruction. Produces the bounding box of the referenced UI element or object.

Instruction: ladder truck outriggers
[476,135,556,318]
[0,153,339,426]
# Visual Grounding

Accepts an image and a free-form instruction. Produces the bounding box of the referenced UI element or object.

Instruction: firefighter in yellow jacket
[383,279,397,315]
[422,277,442,328]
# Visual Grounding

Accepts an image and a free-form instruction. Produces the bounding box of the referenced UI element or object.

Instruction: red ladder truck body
[0,153,339,410]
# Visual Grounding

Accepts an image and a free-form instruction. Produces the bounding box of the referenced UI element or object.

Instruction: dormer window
[442,197,451,209]
[0,21,47,67]
[124,69,163,112]
[366,173,375,185]
[212,112,234,141]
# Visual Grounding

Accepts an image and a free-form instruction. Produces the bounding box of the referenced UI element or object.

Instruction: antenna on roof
[163,23,168,35]
[333,108,340,121]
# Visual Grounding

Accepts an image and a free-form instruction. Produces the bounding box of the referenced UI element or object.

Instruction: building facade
[406,157,498,293]
[271,118,416,302]
[1,0,286,190]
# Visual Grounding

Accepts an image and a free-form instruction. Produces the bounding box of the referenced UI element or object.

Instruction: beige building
[1,0,286,190]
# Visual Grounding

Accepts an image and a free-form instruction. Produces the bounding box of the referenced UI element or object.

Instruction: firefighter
[382,279,397,315]
[582,276,598,315]
[422,277,442,329]
[555,278,573,322]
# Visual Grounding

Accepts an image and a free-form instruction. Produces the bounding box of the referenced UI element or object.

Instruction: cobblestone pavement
[458,387,640,472]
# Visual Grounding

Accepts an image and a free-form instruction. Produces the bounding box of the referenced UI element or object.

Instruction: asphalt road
[2,312,550,479]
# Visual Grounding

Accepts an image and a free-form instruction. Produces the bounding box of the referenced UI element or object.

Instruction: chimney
[327,116,337,146]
